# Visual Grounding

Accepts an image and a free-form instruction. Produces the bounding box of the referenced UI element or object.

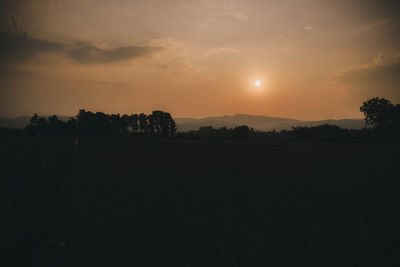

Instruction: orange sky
[1,0,399,119]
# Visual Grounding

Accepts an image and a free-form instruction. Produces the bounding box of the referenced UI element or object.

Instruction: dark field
[1,138,400,266]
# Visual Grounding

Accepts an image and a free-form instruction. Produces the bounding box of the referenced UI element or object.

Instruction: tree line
[177,124,376,142]
[0,97,399,141]
[24,110,177,138]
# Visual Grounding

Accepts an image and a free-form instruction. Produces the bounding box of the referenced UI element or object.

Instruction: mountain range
[0,114,365,132]
[175,114,365,131]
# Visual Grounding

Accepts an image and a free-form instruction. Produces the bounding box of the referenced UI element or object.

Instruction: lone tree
[360,97,400,130]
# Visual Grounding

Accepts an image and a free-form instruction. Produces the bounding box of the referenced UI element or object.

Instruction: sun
[254,80,261,87]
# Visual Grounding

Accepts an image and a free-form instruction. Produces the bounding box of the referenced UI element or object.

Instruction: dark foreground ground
[1,138,400,267]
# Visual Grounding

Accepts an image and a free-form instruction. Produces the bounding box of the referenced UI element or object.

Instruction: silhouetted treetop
[25,110,177,138]
[360,97,400,132]
[25,113,76,137]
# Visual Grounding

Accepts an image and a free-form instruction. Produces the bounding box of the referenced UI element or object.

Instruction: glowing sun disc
[254,80,261,86]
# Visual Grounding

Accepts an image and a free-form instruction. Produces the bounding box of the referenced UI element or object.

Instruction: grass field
[1,138,400,266]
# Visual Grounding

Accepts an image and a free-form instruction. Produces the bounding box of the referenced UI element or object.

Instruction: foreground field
[1,138,400,266]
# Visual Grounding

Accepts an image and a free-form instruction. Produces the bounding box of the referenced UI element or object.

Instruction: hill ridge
[175,114,364,131]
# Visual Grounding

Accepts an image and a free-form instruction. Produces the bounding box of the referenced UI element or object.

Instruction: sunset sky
[1,0,399,120]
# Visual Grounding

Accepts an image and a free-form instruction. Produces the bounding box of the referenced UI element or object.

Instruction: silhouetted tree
[121,114,131,136]
[110,114,121,137]
[360,97,400,139]
[66,118,77,137]
[25,114,48,136]
[47,115,62,136]
[233,125,252,139]
[25,114,40,136]
[25,114,77,137]
[138,113,148,134]
[150,110,177,137]
[30,113,39,125]
[360,97,395,129]
[130,114,139,133]
[77,109,95,137]
[169,116,177,136]
[148,113,156,135]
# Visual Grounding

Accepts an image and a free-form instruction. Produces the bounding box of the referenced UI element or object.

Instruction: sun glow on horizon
[254,80,261,87]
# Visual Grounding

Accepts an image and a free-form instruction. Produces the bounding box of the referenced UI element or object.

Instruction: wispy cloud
[330,59,400,101]
[67,45,161,64]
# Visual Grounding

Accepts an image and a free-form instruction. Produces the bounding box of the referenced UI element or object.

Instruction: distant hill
[175,114,365,131]
[1,114,365,131]
[0,116,31,129]
[0,115,71,129]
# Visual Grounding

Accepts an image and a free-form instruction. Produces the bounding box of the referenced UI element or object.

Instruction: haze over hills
[0,114,365,132]
[175,114,365,131]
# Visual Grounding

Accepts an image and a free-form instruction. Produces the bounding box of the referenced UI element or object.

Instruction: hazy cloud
[363,0,400,17]
[372,53,383,65]
[234,14,248,21]
[0,0,27,29]
[0,64,32,80]
[74,80,129,87]
[0,31,64,63]
[0,30,161,67]
[332,61,400,101]
[332,0,400,19]
[67,45,161,64]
